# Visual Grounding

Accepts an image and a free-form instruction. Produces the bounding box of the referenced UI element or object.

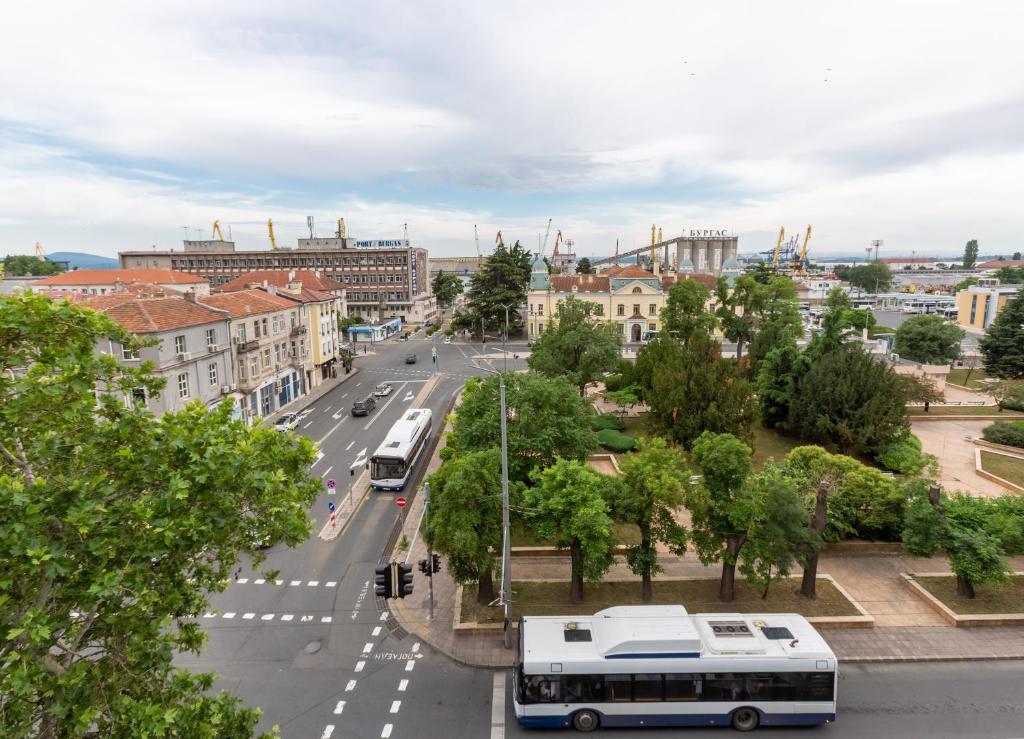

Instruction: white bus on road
[514,605,837,732]
[370,408,433,491]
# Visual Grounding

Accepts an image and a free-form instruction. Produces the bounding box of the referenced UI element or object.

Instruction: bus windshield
[372,457,405,481]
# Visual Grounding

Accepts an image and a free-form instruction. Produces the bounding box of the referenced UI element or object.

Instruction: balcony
[233,336,260,352]
[290,325,307,337]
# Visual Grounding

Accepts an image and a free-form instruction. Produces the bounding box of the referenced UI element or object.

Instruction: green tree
[739,464,815,598]
[338,314,361,333]
[0,293,320,737]
[962,239,979,270]
[789,343,911,455]
[454,240,532,337]
[527,295,622,396]
[424,449,505,604]
[979,290,1024,378]
[749,261,775,285]
[812,287,853,354]
[449,373,596,484]
[2,254,65,276]
[990,379,1024,411]
[714,274,761,361]
[756,332,801,430]
[431,272,464,309]
[660,278,716,344]
[1014,252,1022,261]
[747,276,802,374]
[575,257,594,274]
[604,385,640,416]
[955,276,979,292]
[686,432,755,601]
[993,266,1024,284]
[607,438,690,601]
[846,261,893,293]
[525,460,617,603]
[894,314,966,364]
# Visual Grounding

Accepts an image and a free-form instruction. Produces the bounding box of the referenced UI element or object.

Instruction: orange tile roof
[270,286,341,303]
[83,295,227,333]
[661,273,717,290]
[36,269,206,286]
[198,289,299,318]
[214,270,344,293]
[549,275,611,292]
[977,259,1024,270]
[604,265,654,279]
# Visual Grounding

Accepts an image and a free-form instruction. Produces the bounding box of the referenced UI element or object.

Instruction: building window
[121,343,139,360]
[206,328,217,349]
[174,335,187,354]
[969,295,978,324]
[649,322,657,332]
[263,348,271,368]
[208,363,218,387]
[538,304,544,316]
[250,357,259,377]
[649,303,657,316]
[130,388,147,409]
[238,359,246,380]
[238,322,247,342]
[275,343,282,364]
[632,304,641,316]
[177,373,190,399]
[262,318,269,336]
[632,286,643,294]
[617,304,625,316]
[253,320,261,339]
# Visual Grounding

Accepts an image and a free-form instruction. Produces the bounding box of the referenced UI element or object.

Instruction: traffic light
[397,562,414,598]
[374,563,393,599]
[417,558,429,575]
[431,553,441,574]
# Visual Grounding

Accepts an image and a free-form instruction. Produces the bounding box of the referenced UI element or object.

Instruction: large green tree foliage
[845,261,893,293]
[524,460,617,603]
[424,449,505,605]
[449,372,595,484]
[714,275,760,361]
[894,315,965,364]
[641,333,758,448]
[575,257,594,274]
[0,294,320,737]
[2,255,65,276]
[993,265,1024,284]
[789,344,911,455]
[978,290,1024,378]
[962,239,979,269]
[607,438,689,601]
[527,295,622,396]
[453,240,531,336]
[811,287,853,355]
[660,278,716,344]
[431,272,464,309]
[686,432,756,601]
[746,276,803,374]
[755,333,801,430]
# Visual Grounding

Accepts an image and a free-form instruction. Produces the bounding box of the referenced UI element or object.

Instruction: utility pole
[498,372,512,648]
[424,481,435,620]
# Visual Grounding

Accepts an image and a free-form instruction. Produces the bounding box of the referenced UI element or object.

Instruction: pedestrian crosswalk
[227,578,338,589]
[201,611,334,624]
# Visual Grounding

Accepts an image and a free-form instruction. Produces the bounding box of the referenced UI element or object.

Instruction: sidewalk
[264,367,361,426]
[387,397,1024,666]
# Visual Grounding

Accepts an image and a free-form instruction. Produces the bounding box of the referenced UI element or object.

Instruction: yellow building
[957,282,1020,331]
[527,257,717,343]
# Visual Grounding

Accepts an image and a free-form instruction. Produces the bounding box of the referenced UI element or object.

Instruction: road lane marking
[308,580,320,586]
[340,393,348,398]
[223,612,235,619]
[323,405,332,412]
[326,581,337,587]
[203,612,216,618]
[254,578,265,585]
[405,660,415,672]
[355,660,365,672]
[345,440,354,451]
[261,614,274,621]
[345,680,357,692]
[362,382,409,430]
[362,642,374,653]
[301,615,314,622]
[321,616,333,623]
[290,580,301,586]
[275,579,283,585]
[333,701,345,715]
[312,452,324,466]
[281,614,293,621]
[372,626,382,636]
[380,611,388,621]
[412,642,420,653]
[319,415,347,443]
[321,725,334,739]
[303,421,314,429]
[243,613,255,619]
[321,465,333,478]
[237,578,249,584]
[398,679,408,692]
[381,724,393,739]
[490,672,505,739]
[390,700,401,714]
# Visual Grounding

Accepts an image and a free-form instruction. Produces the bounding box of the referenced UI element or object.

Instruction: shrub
[982,421,1024,449]
[876,433,929,475]
[596,429,637,453]
[444,327,455,336]
[589,413,626,432]
[425,324,439,336]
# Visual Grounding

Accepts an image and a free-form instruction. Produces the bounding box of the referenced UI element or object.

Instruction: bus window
[664,673,699,701]
[633,674,664,702]
[524,676,561,703]
[564,676,605,703]
[702,673,742,701]
[606,674,632,702]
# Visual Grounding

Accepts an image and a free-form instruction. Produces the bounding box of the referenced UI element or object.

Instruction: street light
[499,303,515,374]
[472,360,513,649]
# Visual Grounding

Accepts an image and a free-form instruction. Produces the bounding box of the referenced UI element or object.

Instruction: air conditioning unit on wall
[177,352,192,361]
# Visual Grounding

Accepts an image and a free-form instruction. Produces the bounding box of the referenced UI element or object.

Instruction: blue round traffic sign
[328,501,336,512]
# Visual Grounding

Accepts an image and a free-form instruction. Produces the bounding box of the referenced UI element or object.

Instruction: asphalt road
[177,331,526,738]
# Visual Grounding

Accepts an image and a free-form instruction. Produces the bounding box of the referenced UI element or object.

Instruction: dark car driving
[351,395,377,416]
[405,353,418,364]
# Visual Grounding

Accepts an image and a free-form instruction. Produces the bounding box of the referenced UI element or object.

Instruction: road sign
[328,501,336,512]
[395,497,407,508]
[327,479,336,489]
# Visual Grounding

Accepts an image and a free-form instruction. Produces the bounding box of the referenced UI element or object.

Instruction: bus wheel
[572,710,600,732]
[731,707,760,732]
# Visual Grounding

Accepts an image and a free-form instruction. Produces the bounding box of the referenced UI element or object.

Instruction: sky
[2,1,1023,260]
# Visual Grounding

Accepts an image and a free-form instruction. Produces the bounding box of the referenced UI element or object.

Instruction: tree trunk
[477,569,495,605]
[641,528,653,602]
[736,337,744,361]
[719,534,746,602]
[801,481,830,598]
[570,539,584,603]
[955,575,976,599]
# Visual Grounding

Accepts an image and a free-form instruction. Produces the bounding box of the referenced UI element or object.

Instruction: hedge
[589,413,626,432]
[596,429,637,453]
[876,433,928,475]
[982,421,1024,449]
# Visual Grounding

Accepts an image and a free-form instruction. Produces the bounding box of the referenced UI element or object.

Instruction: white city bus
[370,408,432,491]
[513,605,837,732]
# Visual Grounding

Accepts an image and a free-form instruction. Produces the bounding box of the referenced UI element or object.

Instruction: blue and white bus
[514,605,837,732]
[370,408,432,491]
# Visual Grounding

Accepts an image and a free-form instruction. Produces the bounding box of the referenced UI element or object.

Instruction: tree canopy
[527,295,621,395]
[431,272,464,309]
[845,261,893,293]
[962,239,979,270]
[993,266,1024,284]
[893,314,965,364]
[574,257,594,274]
[0,293,320,737]
[2,254,65,276]
[660,278,716,344]
[452,240,531,336]
[979,290,1024,378]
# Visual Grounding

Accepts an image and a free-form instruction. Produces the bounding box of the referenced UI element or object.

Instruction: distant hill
[47,252,119,270]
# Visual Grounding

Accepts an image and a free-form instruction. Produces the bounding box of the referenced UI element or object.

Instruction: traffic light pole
[425,481,435,621]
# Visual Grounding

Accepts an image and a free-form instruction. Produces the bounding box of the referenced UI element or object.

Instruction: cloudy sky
[2,1,1022,260]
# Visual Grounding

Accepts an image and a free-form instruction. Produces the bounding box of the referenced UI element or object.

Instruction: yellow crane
[211,220,226,241]
[772,226,785,269]
[650,224,657,266]
[34,241,45,261]
[474,225,483,267]
[552,230,563,257]
[796,224,812,272]
[267,219,278,250]
[337,218,347,238]
[495,229,504,249]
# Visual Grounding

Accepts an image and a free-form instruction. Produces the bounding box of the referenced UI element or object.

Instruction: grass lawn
[979,451,1024,488]
[915,575,1024,615]
[868,326,896,338]
[946,368,991,390]
[511,521,641,548]
[461,578,859,624]
[910,405,1023,417]
[751,425,803,469]
[620,414,657,443]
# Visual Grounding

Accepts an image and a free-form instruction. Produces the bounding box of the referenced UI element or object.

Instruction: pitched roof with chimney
[214,270,344,293]
[549,275,611,292]
[603,265,653,279]
[198,289,298,318]
[269,286,341,304]
[83,295,227,334]
[661,273,717,291]
[35,269,207,286]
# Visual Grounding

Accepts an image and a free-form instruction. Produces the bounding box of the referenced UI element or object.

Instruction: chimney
[288,270,295,282]
[283,280,303,296]
[184,289,196,303]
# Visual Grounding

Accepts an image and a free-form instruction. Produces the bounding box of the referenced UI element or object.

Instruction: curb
[264,368,360,425]
[840,655,1024,664]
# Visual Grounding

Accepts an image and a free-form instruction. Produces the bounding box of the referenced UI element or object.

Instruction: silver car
[373,382,393,397]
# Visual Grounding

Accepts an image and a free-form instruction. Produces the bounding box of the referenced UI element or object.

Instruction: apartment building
[35,268,210,296]
[266,283,345,385]
[199,289,313,421]
[957,281,1021,331]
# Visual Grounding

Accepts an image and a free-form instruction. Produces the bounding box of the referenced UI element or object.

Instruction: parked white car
[273,412,299,431]
[373,382,393,397]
